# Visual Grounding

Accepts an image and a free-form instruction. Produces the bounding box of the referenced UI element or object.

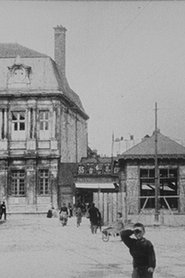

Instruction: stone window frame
[10,169,26,196]
[39,110,49,131]
[38,169,50,195]
[12,111,26,131]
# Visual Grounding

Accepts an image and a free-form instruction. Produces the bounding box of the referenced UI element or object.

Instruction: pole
[111,132,114,168]
[154,102,159,222]
[98,185,100,210]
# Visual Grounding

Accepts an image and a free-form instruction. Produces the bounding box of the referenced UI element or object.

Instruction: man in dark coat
[1,201,6,220]
[88,203,101,234]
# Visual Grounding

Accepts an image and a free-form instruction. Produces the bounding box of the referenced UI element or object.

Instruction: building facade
[0,26,88,213]
[75,154,119,205]
[118,132,185,216]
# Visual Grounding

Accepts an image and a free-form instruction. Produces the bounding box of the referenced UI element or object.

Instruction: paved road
[0,215,184,278]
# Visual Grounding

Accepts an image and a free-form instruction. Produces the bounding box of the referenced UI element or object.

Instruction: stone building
[0,25,88,213]
[118,131,185,215]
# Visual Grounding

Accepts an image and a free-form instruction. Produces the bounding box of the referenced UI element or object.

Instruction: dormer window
[13,67,26,81]
[7,56,31,89]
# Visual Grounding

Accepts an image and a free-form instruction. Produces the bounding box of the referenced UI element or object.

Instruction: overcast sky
[0,1,185,155]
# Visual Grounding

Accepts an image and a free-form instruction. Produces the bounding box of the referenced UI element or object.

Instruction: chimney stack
[54,25,67,78]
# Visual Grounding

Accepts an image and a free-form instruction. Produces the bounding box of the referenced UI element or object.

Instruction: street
[0,215,184,278]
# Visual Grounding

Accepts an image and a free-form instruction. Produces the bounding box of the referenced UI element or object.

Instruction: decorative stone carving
[7,55,32,88]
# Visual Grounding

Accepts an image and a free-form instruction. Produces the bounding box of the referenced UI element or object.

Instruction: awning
[75,183,117,189]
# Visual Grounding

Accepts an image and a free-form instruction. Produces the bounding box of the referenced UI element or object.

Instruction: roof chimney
[54,25,67,78]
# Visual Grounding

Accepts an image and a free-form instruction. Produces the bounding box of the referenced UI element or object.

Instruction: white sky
[0,1,185,155]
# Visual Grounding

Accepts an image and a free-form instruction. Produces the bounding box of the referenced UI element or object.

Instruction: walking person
[88,203,101,234]
[1,201,6,220]
[75,204,82,227]
[121,222,156,278]
[59,203,68,226]
[68,203,73,217]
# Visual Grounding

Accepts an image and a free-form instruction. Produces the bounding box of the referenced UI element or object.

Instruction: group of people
[57,202,83,227]
[74,202,102,232]
[1,197,155,278]
[58,202,101,232]
[48,201,156,278]
[55,202,101,232]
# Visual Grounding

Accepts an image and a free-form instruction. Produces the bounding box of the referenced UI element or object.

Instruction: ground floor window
[140,168,178,210]
[38,169,49,195]
[11,170,25,196]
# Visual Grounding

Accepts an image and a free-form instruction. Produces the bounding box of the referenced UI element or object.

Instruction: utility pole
[154,102,159,222]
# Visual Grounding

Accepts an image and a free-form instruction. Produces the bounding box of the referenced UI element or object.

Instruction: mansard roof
[51,59,85,114]
[0,43,47,58]
[119,132,185,160]
[0,43,88,119]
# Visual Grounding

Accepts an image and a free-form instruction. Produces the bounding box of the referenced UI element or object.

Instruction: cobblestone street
[0,215,184,278]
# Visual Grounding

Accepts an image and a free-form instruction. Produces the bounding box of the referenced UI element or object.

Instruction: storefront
[75,182,118,204]
[75,156,119,205]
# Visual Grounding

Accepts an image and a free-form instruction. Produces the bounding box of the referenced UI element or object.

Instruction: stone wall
[0,158,58,213]
[58,163,77,208]
[76,117,88,161]
[60,107,87,163]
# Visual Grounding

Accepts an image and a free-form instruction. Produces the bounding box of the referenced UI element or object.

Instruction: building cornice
[0,89,89,120]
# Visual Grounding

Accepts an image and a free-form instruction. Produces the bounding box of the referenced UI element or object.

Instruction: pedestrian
[121,222,156,278]
[52,206,58,218]
[88,203,101,234]
[114,212,124,232]
[47,208,52,218]
[59,203,68,226]
[86,203,91,218]
[75,205,82,227]
[68,203,73,217]
[1,201,6,220]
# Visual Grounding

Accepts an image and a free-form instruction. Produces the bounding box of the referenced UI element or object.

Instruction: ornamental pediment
[7,55,32,89]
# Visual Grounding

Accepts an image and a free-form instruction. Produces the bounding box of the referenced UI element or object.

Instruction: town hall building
[0,26,89,213]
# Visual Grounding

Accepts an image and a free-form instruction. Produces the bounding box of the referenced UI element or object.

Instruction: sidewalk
[0,214,184,277]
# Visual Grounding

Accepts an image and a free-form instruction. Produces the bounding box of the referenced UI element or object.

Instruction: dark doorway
[75,189,93,205]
